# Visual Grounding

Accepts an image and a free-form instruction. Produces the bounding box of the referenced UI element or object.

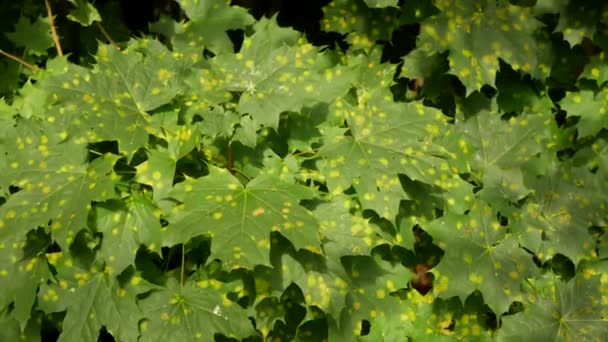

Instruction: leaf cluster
[0,0,607,341]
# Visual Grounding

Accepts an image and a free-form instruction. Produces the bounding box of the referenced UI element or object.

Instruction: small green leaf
[560,88,608,138]
[363,0,399,8]
[5,16,54,56]
[66,0,101,26]
[94,195,162,274]
[173,0,255,55]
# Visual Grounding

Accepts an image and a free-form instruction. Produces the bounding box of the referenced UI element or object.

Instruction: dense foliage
[0,0,607,341]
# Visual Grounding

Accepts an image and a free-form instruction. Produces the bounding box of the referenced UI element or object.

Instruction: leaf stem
[231,167,251,181]
[227,141,233,171]
[180,244,185,288]
[45,0,63,56]
[0,50,38,72]
[95,22,121,50]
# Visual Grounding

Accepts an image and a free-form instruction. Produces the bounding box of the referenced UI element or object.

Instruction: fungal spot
[469,272,483,285]
[6,210,16,219]
[252,207,265,217]
[158,69,172,80]
[130,276,142,286]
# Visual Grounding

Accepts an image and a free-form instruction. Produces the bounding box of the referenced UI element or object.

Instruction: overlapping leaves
[1,0,608,341]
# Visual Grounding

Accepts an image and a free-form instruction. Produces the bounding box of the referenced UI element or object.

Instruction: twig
[45,0,63,56]
[180,244,185,288]
[227,141,233,172]
[95,22,121,50]
[0,50,38,72]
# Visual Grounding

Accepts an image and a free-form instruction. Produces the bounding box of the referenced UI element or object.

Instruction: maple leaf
[497,272,608,341]
[418,0,544,94]
[38,271,148,342]
[0,119,119,250]
[515,161,604,263]
[0,234,52,330]
[317,86,469,220]
[314,194,387,258]
[5,16,54,56]
[560,87,608,138]
[66,0,101,26]
[38,41,187,156]
[322,0,437,49]
[455,98,554,206]
[198,16,354,132]
[338,257,413,338]
[173,0,255,55]
[580,51,608,86]
[0,310,41,342]
[424,199,537,315]
[138,278,255,341]
[93,194,163,275]
[165,166,321,269]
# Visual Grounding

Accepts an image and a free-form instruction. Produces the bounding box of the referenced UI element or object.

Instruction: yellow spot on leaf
[252,207,265,217]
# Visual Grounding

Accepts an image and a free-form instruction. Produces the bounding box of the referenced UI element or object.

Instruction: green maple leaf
[66,0,101,26]
[279,104,328,153]
[580,52,608,86]
[418,0,544,94]
[166,166,321,268]
[39,272,144,342]
[560,88,608,138]
[0,60,21,95]
[339,258,412,338]
[315,195,387,258]
[281,255,348,318]
[135,149,178,201]
[173,0,255,55]
[533,0,569,14]
[516,162,603,263]
[139,278,255,341]
[363,0,399,8]
[0,119,119,250]
[39,41,187,155]
[94,194,162,275]
[455,98,554,207]
[317,88,469,220]
[358,292,494,341]
[0,235,52,329]
[552,1,606,47]
[5,16,54,56]
[202,17,354,131]
[495,63,553,113]
[0,310,41,342]
[497,272,608,341]
[424,199,537,315]
[11,80,50,119]
[322,0,436,49]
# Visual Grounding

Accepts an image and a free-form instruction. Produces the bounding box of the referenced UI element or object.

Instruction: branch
[95,22,121,50]
[45,0,63,56]
[0,50,39,72]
